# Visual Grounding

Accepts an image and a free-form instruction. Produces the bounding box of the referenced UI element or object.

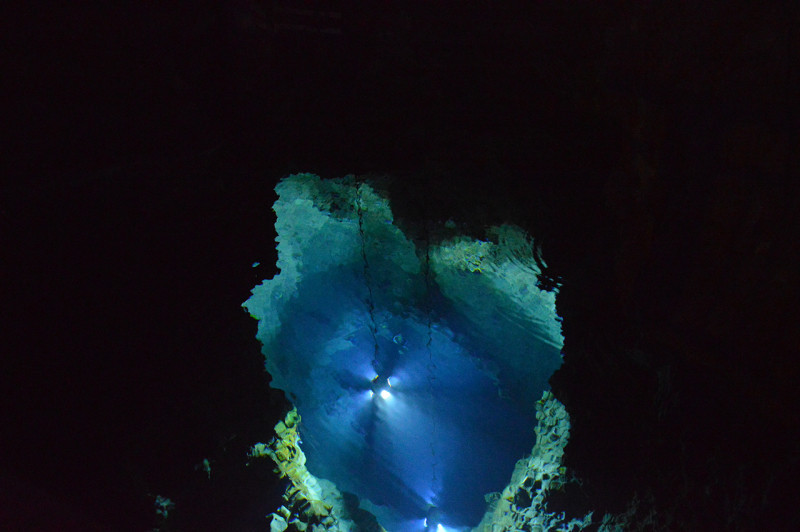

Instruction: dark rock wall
[3,3,797,530]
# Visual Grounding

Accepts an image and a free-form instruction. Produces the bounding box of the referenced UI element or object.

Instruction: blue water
[245,175,563,530]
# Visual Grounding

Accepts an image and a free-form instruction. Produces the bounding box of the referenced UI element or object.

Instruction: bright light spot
[380,389,391,400]
[423,516,446,531]
[368,390,374,398]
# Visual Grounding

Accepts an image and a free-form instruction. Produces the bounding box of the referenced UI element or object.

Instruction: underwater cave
[244,174,569,530]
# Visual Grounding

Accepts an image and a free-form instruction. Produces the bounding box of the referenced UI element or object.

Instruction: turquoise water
[245,174,564,530]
